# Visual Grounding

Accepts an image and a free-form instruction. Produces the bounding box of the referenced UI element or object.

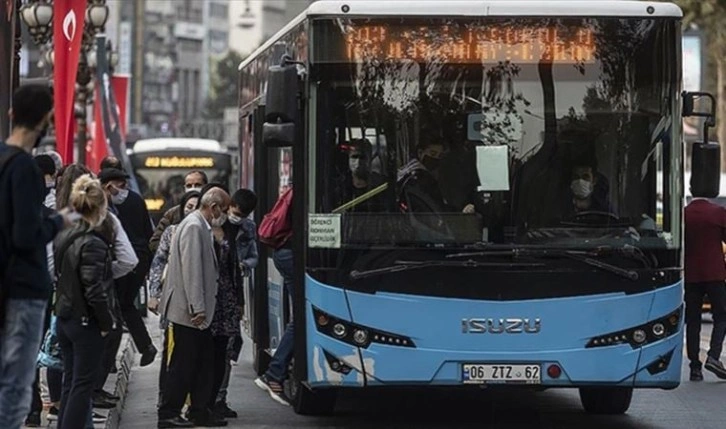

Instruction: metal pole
[76,53,91,165]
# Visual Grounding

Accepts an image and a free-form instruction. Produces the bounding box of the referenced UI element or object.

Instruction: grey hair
[200,188,226,208]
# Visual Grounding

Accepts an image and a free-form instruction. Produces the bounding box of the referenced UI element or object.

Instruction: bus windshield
[310,17,681,251]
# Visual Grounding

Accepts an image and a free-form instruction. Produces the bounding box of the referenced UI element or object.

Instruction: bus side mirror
[691,143,720,198]
[683,92,720,198]
[262,63,299,147]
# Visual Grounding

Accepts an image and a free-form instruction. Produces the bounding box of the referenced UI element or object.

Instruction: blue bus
[237,0,719,416]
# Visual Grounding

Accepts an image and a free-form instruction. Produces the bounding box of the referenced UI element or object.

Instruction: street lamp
[19,0,110,164]
[19,0,53,45]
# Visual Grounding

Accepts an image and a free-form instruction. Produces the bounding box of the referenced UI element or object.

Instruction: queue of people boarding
[0,83,297,429]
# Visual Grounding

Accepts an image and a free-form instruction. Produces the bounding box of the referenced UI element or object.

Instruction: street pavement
[119,315,725,429]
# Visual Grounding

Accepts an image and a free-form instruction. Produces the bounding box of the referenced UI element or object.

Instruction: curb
[104,334,137,429]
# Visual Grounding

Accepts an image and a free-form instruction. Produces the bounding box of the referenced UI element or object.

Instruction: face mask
[211,212,228,228]
[46,178,55,189]
[186,186,202,194]
[228,214,244,225]
[570,179,594,199]
[111,188,129,205]
[349,157,370,179]
[420,155,442,172]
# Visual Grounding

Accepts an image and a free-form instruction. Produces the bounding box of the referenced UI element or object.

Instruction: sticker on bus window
[309,214,341,248]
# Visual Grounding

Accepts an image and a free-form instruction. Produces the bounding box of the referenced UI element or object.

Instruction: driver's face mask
[570,179,594,199]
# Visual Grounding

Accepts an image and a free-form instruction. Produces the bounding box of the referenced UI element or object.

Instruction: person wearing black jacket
[99,167,157,366]
[0,84,73,429]
[54,175,116,429]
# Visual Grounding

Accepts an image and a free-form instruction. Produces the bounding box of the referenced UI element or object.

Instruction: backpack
[258,188,293,249]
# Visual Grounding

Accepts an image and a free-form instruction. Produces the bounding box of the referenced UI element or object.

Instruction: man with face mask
[397,138,475,214]
[158,188,231,428]
[337,139,386,212]
[150,170,209,253]
[98,168,157,370]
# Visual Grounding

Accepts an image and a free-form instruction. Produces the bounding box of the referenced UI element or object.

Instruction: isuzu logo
[462,318,541,334]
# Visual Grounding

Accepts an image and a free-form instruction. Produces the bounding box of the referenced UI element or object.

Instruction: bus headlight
[312,306,415,349]
[332,323,347,338]
[586,306,681,349]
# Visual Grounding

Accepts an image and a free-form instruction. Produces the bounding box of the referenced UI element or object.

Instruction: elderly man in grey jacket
[158,187,231,429]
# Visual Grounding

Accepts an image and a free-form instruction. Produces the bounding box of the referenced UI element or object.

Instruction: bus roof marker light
[341,4,350,13]
[646,6,655,15]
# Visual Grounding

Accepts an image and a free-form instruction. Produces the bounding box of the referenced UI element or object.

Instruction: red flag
[52,0,86,163]
[87,85,106,173]
[111,75,129,137]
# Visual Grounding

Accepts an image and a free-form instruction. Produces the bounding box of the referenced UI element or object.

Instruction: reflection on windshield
[312,17,680,249]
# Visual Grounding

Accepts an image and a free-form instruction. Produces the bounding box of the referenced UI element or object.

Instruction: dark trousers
[94,327,122,391]
[685,281,726,368]
[157,325,169,405]
[57,318,104,429]
[158,324,214,421]
[117,262,152,351]
[209,335,230,408]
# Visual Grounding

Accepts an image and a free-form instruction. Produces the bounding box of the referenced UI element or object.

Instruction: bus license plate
[462,364,541,384]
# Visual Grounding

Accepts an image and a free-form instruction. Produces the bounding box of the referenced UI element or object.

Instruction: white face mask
[570,179,594,199]
[111,188,129,205]
[349,157,360,172]
[186,186,202,194]
[211,213,227,227]
[228,214,244,225]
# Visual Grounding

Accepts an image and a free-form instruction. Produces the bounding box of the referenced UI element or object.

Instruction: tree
[203,50,246,120]
[675,0,726,166]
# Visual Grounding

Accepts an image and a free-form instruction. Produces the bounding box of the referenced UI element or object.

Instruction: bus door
[250,104,294,374]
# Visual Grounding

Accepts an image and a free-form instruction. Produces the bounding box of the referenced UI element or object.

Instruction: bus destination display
[143,156,216,168]
[344,25,596,64]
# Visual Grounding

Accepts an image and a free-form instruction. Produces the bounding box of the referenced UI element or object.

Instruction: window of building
[210,2,228,19]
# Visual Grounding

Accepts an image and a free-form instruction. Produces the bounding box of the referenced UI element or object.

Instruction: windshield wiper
[446,247,640,281]
[349,259,545,281]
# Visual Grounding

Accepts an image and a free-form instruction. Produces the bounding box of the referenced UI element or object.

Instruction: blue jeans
[0,298,47,429]
[266,248,294,382]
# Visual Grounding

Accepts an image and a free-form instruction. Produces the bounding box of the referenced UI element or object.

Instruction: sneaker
[704,356,726,379]
[92,411,107,424]
[254,375,290,406]
[690,367,704,381]
[213,401,238,419]
[158,416,194,428]
[47,405,59,421]
[24,411,41,427]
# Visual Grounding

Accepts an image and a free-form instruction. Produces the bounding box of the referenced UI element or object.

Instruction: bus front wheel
[579,387,633,415]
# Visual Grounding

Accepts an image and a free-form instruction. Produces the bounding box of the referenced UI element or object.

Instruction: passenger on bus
[397,137,475,214]
[336,139,386,212]
[149,170,209,252]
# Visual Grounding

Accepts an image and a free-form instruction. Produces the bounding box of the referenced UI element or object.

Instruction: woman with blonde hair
[53,175,117,429]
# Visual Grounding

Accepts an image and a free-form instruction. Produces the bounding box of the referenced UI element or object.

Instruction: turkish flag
[52,0,86,164]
